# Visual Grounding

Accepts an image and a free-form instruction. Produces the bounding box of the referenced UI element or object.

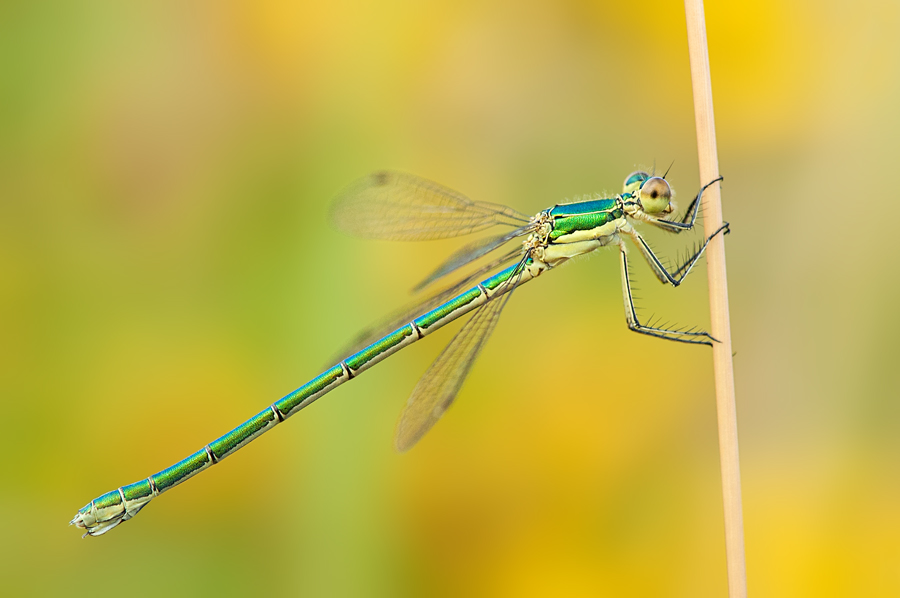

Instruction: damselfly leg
[618,219,729,345]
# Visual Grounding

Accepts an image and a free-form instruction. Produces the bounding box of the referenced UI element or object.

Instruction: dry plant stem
[683,1,747,596]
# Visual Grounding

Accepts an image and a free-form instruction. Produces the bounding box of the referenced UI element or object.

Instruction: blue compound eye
[623,171,649,193]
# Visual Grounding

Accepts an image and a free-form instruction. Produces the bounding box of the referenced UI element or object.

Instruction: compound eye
[639,177,672,214]
[623,171,649,194]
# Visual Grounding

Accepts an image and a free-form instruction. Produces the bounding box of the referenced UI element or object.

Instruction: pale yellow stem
[683,1,747,596]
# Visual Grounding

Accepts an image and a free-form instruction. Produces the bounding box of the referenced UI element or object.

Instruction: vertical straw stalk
[683,1,747,596]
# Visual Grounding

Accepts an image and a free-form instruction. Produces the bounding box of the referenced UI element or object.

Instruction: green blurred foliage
[1,0,898,596]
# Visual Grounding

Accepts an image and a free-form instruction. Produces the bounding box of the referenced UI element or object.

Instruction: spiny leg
[626,221,730,287]
[618,242,716,345]
[670,221,730,280]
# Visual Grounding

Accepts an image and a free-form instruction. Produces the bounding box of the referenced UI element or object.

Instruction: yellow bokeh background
[2,1,898,596]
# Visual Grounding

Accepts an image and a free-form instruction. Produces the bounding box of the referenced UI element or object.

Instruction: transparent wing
[329,248,522,363]
[330,171,531,241]
[394,277,518,452]
[412,225,533,292]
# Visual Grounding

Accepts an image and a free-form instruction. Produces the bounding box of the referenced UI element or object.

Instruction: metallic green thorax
[547,198,624,241]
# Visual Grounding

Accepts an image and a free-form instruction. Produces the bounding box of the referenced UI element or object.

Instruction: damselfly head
[637,176,673,215]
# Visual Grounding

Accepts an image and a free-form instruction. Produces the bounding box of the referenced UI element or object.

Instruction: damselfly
[71,169,728,536]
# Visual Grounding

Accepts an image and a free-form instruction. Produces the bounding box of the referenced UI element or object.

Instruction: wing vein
[395,275,519,452]
[330,171,531,241]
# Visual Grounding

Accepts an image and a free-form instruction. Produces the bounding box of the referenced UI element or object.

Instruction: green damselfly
[71,169,728,536]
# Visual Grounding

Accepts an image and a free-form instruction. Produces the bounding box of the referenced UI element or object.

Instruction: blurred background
[1,0,898,596]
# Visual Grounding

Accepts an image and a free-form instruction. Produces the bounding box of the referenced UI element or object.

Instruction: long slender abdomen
[71,261,537,536]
